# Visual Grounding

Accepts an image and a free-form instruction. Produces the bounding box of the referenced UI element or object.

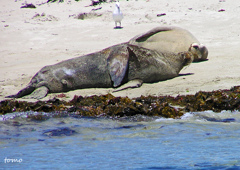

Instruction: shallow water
[1,111,240,169]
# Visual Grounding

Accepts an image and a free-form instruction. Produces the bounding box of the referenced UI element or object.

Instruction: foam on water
[155,110,240,123]
[181,110,240,123]
[0,111,51,121]
[1,110,240,124]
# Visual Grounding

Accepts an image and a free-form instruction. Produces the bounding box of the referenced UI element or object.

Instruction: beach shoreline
[1,0,239,103]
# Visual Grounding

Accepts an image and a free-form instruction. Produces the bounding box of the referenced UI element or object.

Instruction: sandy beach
[0,0,239,102]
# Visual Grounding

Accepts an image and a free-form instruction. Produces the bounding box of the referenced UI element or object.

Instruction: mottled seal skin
[6,43,193,99]
[129,26,208,61]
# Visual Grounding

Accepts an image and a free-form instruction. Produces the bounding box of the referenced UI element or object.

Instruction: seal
[6,43,193,99]
[128,26,208,61]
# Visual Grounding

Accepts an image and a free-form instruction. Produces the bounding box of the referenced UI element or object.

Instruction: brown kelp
[1,86,240,119]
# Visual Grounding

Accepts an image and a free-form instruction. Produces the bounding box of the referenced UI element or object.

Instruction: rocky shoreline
[1,86,239,120]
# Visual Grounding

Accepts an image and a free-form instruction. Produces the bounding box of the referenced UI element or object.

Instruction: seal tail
[5,85,35,98]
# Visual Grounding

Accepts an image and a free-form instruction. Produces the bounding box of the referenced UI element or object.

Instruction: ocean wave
[181,110,240,123]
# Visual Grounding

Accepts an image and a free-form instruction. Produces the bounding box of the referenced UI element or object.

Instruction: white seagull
[113,2,123,28]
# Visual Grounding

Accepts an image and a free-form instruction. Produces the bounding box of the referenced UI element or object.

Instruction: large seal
[129,26,208,62]
[6,43,194,99]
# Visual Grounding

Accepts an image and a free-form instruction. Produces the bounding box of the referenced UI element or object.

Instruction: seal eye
[192,45,199,50]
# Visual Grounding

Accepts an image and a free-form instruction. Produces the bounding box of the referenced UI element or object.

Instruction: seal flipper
[5,85,35,98]
[132,26,173,42]
[113,79,143,92]
[22,86,49,99]
[107,44,129,87]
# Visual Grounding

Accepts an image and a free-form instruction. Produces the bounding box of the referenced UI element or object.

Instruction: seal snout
[199,44,208,61]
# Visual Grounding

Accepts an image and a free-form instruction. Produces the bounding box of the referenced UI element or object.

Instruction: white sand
[0,0,239,102]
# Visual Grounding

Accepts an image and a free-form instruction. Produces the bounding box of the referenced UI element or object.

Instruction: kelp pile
[0,86,240,119]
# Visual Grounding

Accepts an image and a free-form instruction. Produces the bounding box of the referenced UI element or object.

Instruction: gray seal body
[6,43,193,99]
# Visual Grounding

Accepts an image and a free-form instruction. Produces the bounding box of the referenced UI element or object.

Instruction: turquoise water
[1,111,240,169]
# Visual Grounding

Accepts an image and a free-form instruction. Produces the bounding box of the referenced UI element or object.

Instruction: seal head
[189,43,208,61]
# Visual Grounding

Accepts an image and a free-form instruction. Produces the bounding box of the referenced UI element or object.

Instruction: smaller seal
[129,26,208,61]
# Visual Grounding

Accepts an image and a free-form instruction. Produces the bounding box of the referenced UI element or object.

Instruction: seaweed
[21,3,36,9]
[1,86,240,119]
